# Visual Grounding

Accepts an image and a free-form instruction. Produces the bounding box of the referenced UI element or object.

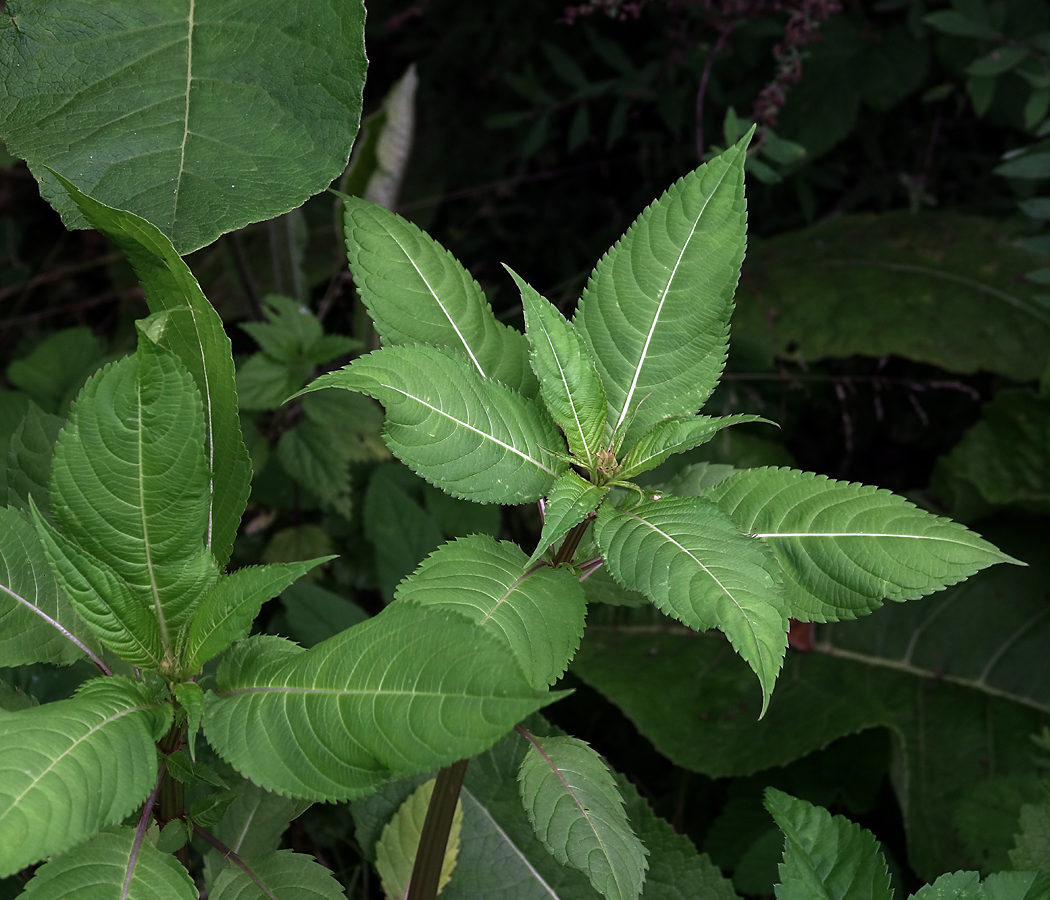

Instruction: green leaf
[280,581,369,648]
[983,871,1050,900]
[276,417,353,517]
[922,10,998,38]
[21,826,196,900]
[1012,801,1050,875]
[6,403,63,514]
[210,850,346,900]
[5,327,105,415]
[241,295,324,364]
[513,267,607,470]
[912,872,983,899]
[764,788,892,900]
[967,47,1028,77]
[518,734,648,900]
[0,506,100,668]
[203,604,553,801]
[574,135,750,447]
[300,346,566,504]
[594,497,788,713]
[237,353,307,412]
[184,557,334,671]
[376,778,464,900]
[995,154,1050,180]
[50,175,252,567]
[703,467,1018,623]
[49,334,216,648]
[0,1,367,254]
[529,470,609,566]
[730,212,1050,382]
[342,196,538,395]
[172,681,203,761]
[0,677,168,876]
[620,415,771,480]
[396,534,587,690]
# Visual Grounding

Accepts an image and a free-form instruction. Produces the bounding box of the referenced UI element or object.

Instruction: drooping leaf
[0,506,100,668]
[210,849,346,900]
[342,196,538,395]
[518,733,648,900]
[183,557,334,671]
[619,415,770,480]
[0,677,168,876]
[49,176,251,567]
[6,403,63,513]
[376,778,464,900]
[299,346,565,504]
[594,497,788,713]
[396,535,587,690]
[203,604,553,801]
[49,328,218,649]
[702,467,1018,623]
[0,2,367,254]
[513,268,607,470]
[21,826,197,900]
[574,135,750,447]
[764,788,892,900]
[529,471,609,566]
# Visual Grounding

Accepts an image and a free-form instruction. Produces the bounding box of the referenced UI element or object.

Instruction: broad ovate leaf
[50,176,251,567]
[203,603,553,801]
[702,467,1019,623]
[396,534,587,689]
[0,506,101,668]
[764,788,892,900]
[182,557,334,671]
[21,826,197,900]
[574,135,750,447]
[343,196,537,395]
[529,470,609,566]
[594,496,788,713]
[299,346,565,505]
[620,414,771,480]
[517,733,648,900]
[210,849,346,900]
[0,677,169,876]
[513,267,607,470]
[6,403,63,514]
[376,779,464,900]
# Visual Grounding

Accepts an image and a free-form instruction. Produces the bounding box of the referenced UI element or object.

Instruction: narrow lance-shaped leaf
[701,467,1020,623]
[574,134,751,447]
[517,732,648,900]
[0,677,169,877]
[512,267,607,470]
[396,535,587,690]
[342,195,538,396]
[0,506,102,668]
[594,496,788,714]
[620,414,772,480]
[203,604,555,802]
[529,471,609,567]
[51,174,251,567]
[298,346,566,505]
[21,826,197,900]
[172,681,204,762]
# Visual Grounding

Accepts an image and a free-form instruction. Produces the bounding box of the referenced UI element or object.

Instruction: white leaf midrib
[170,0,195,230]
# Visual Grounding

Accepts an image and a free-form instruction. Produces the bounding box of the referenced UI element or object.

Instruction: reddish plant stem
[193,825,278,900]
[122,761,167,897]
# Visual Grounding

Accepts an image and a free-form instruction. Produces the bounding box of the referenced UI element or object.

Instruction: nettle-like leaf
[183,557,334,671]
[701,467,1018,622]
[574,133,750,448]
[595,496,788,713]
[0,677,169,876]
[203,603,553,802]
[0,506,101,668]
[619,414,770,480]
[6,403,63,513]
[764,788,892,900]
[52,175,251,568]
[241,294,357,366]
[21,825,197,900]
[530,470,609,566]
[342,195,538,395]
[210,849,346,900]
[911,871,1050,900]
[513,267,607,471]
[300,345,566,504]
[376,778,464,900]
[517,733,648,900]
[396,534,587,690]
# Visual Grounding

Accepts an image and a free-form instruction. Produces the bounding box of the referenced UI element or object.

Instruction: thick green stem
[406,759,469,900]
[157,718,188,868]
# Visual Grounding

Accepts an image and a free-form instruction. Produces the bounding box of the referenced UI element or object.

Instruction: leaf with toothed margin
[574,134,751,449]
[297,345,566,505]
[210,849,347,900]
[202,603,555,802]
[700,467,1020,623]
[594,496,788,714]
[396,534,587,690]
[529,471,609,567]
[620,414,772,480]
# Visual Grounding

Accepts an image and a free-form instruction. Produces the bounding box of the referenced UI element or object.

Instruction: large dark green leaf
[0,1,366,253]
